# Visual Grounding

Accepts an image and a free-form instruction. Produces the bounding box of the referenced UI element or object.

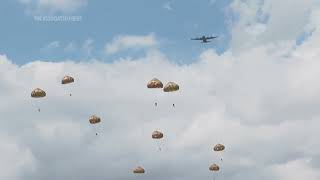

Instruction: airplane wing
[207,36,218,39]
[191,38,202,40]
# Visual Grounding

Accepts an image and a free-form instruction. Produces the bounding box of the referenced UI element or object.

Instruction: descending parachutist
[70,93,72,96]
[152,131,164,151]
[31,88,46,113]
[89,115,101,136]
[62,75,74,97]
[147,78,163,108]
[173,103,175,108]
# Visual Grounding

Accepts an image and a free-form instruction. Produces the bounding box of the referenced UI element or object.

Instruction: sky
[1,0,320,180]
[0,0,231,64]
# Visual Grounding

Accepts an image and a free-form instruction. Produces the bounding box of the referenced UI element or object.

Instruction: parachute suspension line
[155,90,158,108]
[95,124,99,136]
[158,140,162,151]
[155,140,161,151]
[36,99,41,112]
[34,99,39,112]
[215,150,223,162]
[155,88,160,108]
[66,86,72,97]
[158,137,165,151]
[32,99,40,112]
[90,123,98,136]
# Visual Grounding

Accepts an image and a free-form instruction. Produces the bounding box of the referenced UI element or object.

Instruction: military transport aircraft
[191,36,218,43]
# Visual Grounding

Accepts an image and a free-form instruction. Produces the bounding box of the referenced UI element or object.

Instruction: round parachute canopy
[152,130,164,139]
[209,164,220,171]
[31,88,46,98]
[214,144,225,151]
[62,75,74,84]
[89,115,101,124]
[147,78,163,88]
[163,82,179,92]
[133,166,145,174]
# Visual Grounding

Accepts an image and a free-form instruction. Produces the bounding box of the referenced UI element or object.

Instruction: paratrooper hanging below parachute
[61,75,74,96]
[214,144,225,161]
[163,82,179,108]
[152,130,164,151]
[31,88,46,112]
[89,115,101,136]
[147,78,163,107]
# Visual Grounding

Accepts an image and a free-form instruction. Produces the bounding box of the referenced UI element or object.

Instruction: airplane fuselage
[191,35,216,43]
[201,36,210,43]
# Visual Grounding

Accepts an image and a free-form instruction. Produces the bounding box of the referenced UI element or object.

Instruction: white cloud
[163,1,173,11]
[19,0,88,14]
[272,159,320,180]
[228,0,319,53]
[0,133,36,180]
[105,34,158,55]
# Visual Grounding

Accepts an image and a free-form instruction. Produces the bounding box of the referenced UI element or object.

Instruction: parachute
[213,144,225,151]
[133,166,145,174]
[31,88,46,98]
[214,144,225,161]
[152,130,164,151]
[147,78,163,107]
[163,82,179,92]
[152,130,163,139]
[61,75,74,96]
[31,88,46,112]
[163,82,179,107]
[61,75,74,84]
[147,78,163,88]
[209,164,220,171]
[89,115,101,135]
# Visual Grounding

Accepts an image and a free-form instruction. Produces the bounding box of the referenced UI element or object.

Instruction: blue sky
[0,0,232,65]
